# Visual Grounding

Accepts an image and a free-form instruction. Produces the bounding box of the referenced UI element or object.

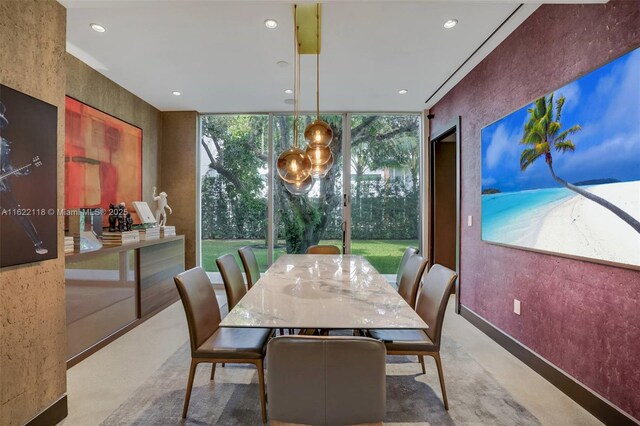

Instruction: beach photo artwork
[481,48,640,268]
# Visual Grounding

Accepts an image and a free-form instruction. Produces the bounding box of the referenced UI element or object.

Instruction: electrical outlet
[468,215,473,227]
[514,299,521,315]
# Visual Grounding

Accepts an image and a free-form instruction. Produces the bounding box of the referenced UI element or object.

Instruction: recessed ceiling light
[284,89,293,94]
[90,23,106,33]
[444,19,458,29]
[265,19,278,29]
[172,91,181,96]
[398,89,408,95]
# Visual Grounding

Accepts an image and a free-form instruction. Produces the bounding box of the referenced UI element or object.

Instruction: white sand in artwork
[533,181,640,266]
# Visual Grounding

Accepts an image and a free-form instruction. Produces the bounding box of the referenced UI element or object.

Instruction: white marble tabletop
[220,254,428,330]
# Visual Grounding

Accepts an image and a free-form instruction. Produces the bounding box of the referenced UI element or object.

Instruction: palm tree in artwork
[520,93,640,233]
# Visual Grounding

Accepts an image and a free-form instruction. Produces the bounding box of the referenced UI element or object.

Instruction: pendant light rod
[293,4,299,148]
[315,2,320,121]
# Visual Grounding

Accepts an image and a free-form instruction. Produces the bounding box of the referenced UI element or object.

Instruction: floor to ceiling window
[273,114,344,262]
[199,113,421,277]
[348,114,421,273]
[199,114,269,272]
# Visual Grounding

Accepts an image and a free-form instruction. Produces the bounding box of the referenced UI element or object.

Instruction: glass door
[199,113,422,276]
[199,114,270,274]
[346,114,422,275]
[272,114,344,260]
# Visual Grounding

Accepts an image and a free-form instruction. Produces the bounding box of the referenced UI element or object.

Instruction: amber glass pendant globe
[304,120,333,147]
[310,152,334,178]
[305,144,332,166]
[277,147,312,183]
[284,174,313,195]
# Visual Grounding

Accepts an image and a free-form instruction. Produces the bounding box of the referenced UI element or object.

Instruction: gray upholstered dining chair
[237,247,289,336]
[368,264,457,410]
[267,335,386,425]
[238,246,260,289]
[306,244,341,255]
[216,254,247,311]
[394,246,419,288]
[174,267,270,422]
[397,253,428,308]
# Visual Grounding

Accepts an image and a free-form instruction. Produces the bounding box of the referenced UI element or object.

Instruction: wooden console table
[65,235,185,367]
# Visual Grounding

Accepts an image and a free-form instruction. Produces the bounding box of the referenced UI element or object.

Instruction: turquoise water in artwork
[482,187,577,245]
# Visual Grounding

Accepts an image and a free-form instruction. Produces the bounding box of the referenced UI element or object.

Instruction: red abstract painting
[64,97,142,224]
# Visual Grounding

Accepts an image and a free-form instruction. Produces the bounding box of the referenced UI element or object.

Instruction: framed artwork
[481,47,640,270]
[0,84,58,268]
[64,97,142,226]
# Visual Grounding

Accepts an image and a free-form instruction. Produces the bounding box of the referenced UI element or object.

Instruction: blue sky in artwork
[481,48,640,192]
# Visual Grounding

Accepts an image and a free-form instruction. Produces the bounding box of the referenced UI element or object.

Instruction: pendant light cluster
[277,4,333,195]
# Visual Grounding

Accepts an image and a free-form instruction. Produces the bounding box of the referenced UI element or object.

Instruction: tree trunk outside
[547,163,640,234]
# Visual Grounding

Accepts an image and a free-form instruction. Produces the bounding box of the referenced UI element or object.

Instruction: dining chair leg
[222,363,225,367]
[182,359,198,418]
[210,362,216,380]
[256,359,267,423]
[419,355,426,374]
[432,352,449,410]
[279,328,284,335]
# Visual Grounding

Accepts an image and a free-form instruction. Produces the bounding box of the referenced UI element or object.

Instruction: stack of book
[102,230,140,246]
[160,226,176,238]
[139,227,161,240]
[64,236,74,254]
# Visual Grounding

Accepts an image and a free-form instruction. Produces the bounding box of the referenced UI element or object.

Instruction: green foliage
[200,113,420,255]
[520,93,581,171]
[201,239,419,274]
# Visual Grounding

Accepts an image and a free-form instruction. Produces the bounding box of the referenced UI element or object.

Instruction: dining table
[220,254,428,331]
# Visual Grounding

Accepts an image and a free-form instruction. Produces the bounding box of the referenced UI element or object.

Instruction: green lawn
[201,239,418,274]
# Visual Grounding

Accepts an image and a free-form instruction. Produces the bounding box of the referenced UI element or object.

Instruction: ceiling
[60,1,555,113]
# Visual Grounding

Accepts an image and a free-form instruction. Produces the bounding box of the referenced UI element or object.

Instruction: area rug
[101,335,540,425]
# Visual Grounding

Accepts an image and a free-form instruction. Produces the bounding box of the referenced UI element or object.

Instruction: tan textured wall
[0,1,67,424]
[160,112,198,269]
[65,54,162,207]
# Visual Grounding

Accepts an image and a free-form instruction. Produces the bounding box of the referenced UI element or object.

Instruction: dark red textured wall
[430,1,640,419]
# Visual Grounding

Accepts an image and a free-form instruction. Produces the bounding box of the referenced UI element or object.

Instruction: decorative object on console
[66,208,102,252]
[0,84,57,268]
[66,209,85,236]
[125,212,133,231]
[108,203,117,232]
[74,230,102,251]
[64,236,74,254]
[64,96,142,227]
[481,47,640,269]
[102,230,140,246]
[132,201,157,225]
[152,186,172,226]
[160,226,176,238]
[138,226,160,240]
[116,202,127,231]
[82,207,103,237]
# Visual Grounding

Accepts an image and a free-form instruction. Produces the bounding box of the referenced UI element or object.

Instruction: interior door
[431,137,457,270]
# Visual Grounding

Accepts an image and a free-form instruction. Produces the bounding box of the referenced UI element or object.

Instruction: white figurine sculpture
[152,186,173,226]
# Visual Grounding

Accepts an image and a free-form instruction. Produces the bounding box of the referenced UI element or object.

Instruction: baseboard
[459,306,639,426]
[25,395,67,426]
